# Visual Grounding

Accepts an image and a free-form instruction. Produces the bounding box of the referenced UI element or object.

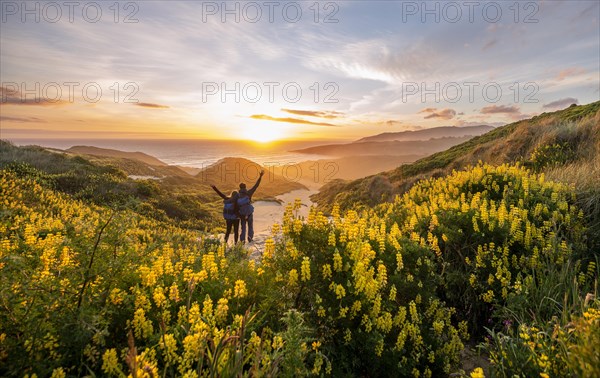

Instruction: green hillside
[0,143,304,232]
[2,155,598,377]
[312,102,600,213]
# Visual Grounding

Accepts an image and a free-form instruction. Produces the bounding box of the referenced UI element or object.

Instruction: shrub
[380,163,586,333]
[261,201,467,376]
[483,300,600,378]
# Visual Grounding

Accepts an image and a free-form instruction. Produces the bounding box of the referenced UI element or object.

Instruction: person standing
[211,185,240,244]
[237,169,264,243]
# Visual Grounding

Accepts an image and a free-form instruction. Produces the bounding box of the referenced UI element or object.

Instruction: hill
[0,142,306,230]
[355,125,494,143]
[197,157,307,196]
[270,155,420,189]
[292,136,474,157]
[2,144,597,377]
[66,145,168,166]
[312,102,600,215]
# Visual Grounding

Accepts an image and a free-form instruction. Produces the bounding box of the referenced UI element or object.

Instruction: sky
[1,0,599,142]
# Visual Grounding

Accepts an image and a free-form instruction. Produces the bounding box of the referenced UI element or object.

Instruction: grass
[311,101,600,213]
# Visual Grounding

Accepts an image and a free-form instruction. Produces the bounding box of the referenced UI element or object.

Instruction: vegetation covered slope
[355,125,494,143]
[0,141,220,230]
[312,102,600,214]
[66,146,169,167]
[1,103,599,377]
[0,143,307,231]
[1,160,598,377]
[292,136,475,157]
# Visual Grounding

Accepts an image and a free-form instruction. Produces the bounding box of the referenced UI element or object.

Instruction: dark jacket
[239,174,262,200]
[237,175,262,216]
[212,186,239,219]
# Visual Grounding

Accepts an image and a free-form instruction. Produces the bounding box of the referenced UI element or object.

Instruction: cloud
[482,39,498,50]
[0,115,46,123]
[249,114,338,127]
[0,86,19,96]
[480,105,521,114]
[381,120,403,127]
[419,108,457,120]
[480,105,533,120]
[0,86,68,106]
[281,109,344,119]
[556,67,586,81]
[542,98,579,110]
[135,102,170,109]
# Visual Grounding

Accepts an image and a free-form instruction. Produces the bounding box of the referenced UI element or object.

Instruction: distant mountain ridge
[355,125,495,143]
[292,136,475,157]
[66,146,168,166]
[292,125,495,157]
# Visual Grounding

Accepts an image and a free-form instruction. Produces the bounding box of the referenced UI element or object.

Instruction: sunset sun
[242,124,286,143]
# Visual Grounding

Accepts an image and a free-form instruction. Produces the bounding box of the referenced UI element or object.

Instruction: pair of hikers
[211,170,264,244]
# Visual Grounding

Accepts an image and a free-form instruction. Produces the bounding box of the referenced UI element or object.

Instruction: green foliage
[2,120,600,377]
[0,141,222,230]
[527,143,576,171]
[483,300,600,378]
[312,101,600,213]
[0,172,324,377]
[261,203,467,376]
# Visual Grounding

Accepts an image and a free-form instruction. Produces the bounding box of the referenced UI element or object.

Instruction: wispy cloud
[250,114,338,127]
[0,115,46,123]
[379,120,404,127]
[419,108,457,120]
[556,67,586,81]
[480,105,521,114]
[480,105,533,120]
[482,39,497,50]
[543,98,578,110]
[0,86,68,106]
[281,109,344,119]
[135,102,170,109]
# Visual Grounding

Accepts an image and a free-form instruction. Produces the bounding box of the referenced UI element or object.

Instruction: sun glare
[242,124,286,143]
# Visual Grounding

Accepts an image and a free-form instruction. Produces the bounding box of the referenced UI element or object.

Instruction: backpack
[237,194,254,216]
[223,201,238,220]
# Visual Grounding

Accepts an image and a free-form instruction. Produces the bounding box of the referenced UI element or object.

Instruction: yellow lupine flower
[102,348,120,375]
[233,280,248,298]
[470,367,485,378]
[322,264,332,279]
[288,269,299,286]
[50,367,66,378]
[300,257,311,281]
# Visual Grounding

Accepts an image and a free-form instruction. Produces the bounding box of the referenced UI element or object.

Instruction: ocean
[6,138,337,168]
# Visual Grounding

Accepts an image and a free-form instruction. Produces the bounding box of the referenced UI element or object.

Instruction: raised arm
[211,184,228,200]
[248,170,264,196]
